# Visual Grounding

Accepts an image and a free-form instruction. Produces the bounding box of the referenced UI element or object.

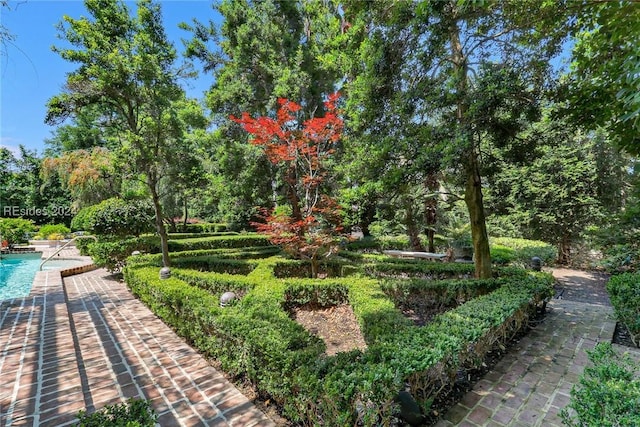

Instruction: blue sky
[1,0,219,155]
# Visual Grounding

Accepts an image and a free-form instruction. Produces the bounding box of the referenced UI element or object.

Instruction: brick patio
[0,267,274,427]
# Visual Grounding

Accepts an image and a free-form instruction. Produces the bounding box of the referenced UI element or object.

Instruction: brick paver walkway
[435,269,640,427]
[0,268,274,427]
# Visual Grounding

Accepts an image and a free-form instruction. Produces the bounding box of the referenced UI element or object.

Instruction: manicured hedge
[606,272,640,347]
[380,277,504,308]
[176,223,228,233]
[86,234,272,272]
[167,232,238,239]
[363,259,476,279]
[124,252,554,425]
[491,237,556,266]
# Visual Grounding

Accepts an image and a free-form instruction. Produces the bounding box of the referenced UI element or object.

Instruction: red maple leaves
[231,93,346,277]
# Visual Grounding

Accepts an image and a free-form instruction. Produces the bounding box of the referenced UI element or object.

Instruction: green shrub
[172,256,257,275]
[38,223,71,239]
[75,198,155,237]
[166,234,271,252]
[178,222,228,233]
[601,244,640,273]
[363,259,476,279]
[0,218,35,247]
[87,236,160,272]
[167,232,237,239]
[76,398,157,426]
[124,252,554,425]
[560,343,640,426]
[491,237,556,266]
[606,273,640,347]
[87,235,272,272]
[490,244,515,265]
[70,204,99,231]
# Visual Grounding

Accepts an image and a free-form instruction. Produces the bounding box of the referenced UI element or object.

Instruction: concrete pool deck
[0,249,274,426]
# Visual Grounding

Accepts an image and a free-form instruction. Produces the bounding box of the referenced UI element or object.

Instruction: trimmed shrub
[490,244,515,265]
[178,223,228,233]
[606,272,640,347]
[491,237,556,266]
[561,343,640,426]
[37,223,71,239]
[74,198,155,237]
[87,235,272,272]
[124,252,554,425]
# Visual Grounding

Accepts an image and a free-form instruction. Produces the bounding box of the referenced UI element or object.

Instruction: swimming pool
[0,253,86,300]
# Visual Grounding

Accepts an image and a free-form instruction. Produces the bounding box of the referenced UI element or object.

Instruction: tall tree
[183,0,345,228]
[46,0,204,267]
[561,1,640,154]
[343,0,568,277]
[486,118,619,264]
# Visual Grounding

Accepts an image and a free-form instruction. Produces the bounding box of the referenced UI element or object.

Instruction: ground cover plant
[123,236,554,425]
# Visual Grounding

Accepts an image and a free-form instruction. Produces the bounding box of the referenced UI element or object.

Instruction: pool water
[0,253,42,300]
[0,253,85,300]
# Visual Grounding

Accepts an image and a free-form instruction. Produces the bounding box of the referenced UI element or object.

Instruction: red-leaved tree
[231,93,345,278]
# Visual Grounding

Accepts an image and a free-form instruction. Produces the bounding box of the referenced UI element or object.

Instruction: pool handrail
[39,235,97,271]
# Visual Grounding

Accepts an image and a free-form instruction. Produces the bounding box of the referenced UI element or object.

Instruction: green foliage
[37,223,70,239]
[0,218,35,246]
[560,343,640,427]
[175,223,228,233]
[562,1,640,154]
[71,204,99,231]
[124,246,553,425]
[606,273,640,347]
[490,244,515,265]
[491,237,556,267]
[76,398,157,427]
[75,198,155,237]
[87,234,271,272]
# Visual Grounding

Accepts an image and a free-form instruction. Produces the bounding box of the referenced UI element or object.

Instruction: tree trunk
[182,197,188,230]
[310,256,319,279]
[557,234,571,265]
[286,165,302,225]
[424,175,439,253]
[149,177,171,267]
[450,12,492,278]
[360,200,376,238]
[404,197,425,251]
[465,158,492,278]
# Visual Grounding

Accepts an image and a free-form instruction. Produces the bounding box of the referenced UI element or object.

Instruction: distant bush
[561,343,640,426]
[0,218,35,247]
[606,272,640,347]
[600,244,640,273]
[177,222,228,233]
[490,244,516,265]
[491,237,556,267]
[38,223,70,240]
[72,198,155,237]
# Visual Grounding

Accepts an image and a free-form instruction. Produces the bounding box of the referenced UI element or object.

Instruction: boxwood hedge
[123,245,554,425]
[606,272,640,347]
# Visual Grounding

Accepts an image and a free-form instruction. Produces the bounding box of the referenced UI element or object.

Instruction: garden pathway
[0,267,275,427]
[435,268,640,427]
